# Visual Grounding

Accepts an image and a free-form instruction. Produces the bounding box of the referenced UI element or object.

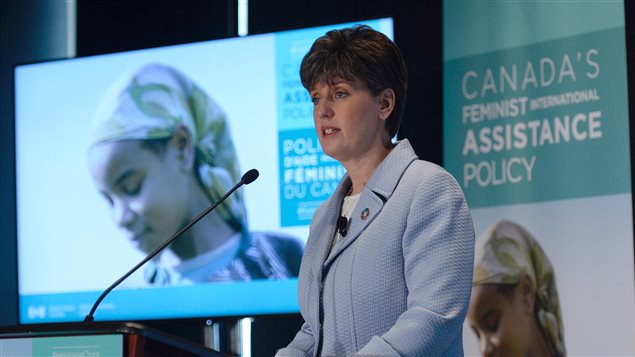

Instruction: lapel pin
[360,208,370,220]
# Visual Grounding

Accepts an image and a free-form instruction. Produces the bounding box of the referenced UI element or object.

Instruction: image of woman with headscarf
[88,63,303,286]
[468,219,566,357]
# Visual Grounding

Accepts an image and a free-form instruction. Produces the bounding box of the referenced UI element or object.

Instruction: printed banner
[444,28,630,206]
[443,1,634,355]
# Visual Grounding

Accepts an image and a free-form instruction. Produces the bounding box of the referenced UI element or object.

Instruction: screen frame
[13,17,395,325]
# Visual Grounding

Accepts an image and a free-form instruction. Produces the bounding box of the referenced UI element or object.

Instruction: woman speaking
[277,25,475,356]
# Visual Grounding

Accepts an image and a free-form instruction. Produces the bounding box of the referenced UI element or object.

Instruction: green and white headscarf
[91,63,248,250]
[474,219,565,357]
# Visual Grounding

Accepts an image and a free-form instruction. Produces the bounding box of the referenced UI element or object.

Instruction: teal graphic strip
[443,28,631,208]
[20,279,300,323]
[443,1,624,60]
[278,128,345,226]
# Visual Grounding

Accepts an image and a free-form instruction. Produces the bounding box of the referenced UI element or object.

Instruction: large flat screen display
[15,18,393,323]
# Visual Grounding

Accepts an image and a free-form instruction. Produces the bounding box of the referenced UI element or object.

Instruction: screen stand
[203,317,251,355]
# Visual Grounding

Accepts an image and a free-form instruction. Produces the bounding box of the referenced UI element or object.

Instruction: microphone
[336,216,349,237]
[84,169,260,322]
[241,168,259,185]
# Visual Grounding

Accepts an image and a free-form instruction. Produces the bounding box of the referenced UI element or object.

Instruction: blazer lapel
[312,176,351,277]
[323,139,419,268]
[323,191,384,267]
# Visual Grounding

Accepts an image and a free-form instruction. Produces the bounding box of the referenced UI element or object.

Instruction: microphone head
[241,169,260,185]
[337,216,348,229]
[336,216,349,237]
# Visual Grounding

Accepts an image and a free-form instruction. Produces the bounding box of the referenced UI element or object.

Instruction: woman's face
[310,77,392,163]
[467,283,536,357]
[88,139,193,255]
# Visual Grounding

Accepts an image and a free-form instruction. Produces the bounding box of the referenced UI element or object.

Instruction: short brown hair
[300,25,407,138]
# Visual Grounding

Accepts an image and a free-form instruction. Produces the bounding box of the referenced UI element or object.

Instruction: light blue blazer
[277,140,475,357]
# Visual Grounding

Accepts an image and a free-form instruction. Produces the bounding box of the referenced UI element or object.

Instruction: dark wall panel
[0,1,70,326]
[77,0,232,56]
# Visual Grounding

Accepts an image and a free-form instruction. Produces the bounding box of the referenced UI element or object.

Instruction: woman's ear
[378,88,395,121]
[519,274,536,315]
[171,124,196,171]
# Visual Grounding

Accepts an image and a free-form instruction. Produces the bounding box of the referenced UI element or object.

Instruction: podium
[0,322,229,356]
